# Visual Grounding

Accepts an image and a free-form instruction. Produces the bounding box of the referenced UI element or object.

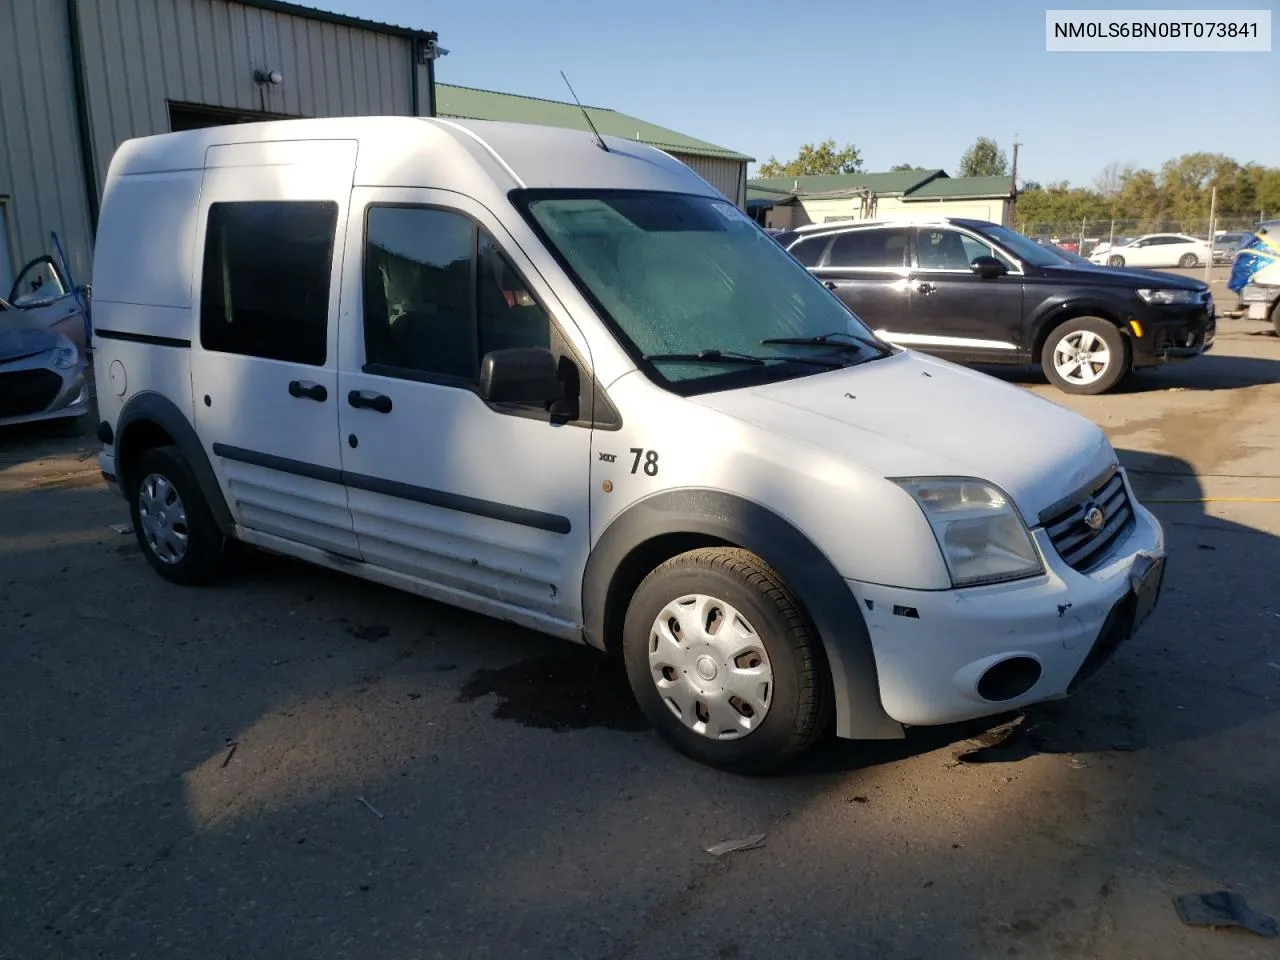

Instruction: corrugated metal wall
[0,0,428,281]
[0,1,95,281]
[78,0,421,184]
[673,153,747,208]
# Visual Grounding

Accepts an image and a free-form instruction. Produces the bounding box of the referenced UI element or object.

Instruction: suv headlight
[1135,288,1200,305]
[893,477,1044,588]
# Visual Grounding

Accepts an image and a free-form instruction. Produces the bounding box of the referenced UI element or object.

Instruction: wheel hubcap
[1053,330,1111,385]
[138,473,189,564]
[647,593,773,741]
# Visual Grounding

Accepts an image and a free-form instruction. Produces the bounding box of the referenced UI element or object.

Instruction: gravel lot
[2,317,1278,960]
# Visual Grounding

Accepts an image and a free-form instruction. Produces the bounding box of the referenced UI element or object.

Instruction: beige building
[0,0,442,291]
[749,171,1016,230]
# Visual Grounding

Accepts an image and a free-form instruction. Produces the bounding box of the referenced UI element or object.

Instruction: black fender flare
[582,489,904,740]
[114,391,235,536]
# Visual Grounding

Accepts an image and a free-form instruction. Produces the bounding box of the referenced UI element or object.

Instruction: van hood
[693,351,1116,524]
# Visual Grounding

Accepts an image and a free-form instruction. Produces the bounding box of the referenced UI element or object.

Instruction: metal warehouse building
[0,0,752,296]
[0,0,441,292]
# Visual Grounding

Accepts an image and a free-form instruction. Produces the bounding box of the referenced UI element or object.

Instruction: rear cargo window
[199,201,337,365]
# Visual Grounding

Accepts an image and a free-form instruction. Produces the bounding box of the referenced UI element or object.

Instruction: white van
[90,117,1165,772]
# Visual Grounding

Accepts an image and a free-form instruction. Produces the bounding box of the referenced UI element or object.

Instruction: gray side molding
[582,490,904,741]
[115,391,235,536]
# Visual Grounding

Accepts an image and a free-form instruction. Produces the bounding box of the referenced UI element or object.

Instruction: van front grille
[0,369,62,417]
[1042,469,1134,572]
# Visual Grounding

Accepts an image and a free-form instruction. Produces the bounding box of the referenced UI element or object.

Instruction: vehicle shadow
[792,446,1279,776]
[972,345,1280,393]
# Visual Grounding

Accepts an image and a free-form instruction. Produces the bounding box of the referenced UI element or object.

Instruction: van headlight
[892,477,1044,588]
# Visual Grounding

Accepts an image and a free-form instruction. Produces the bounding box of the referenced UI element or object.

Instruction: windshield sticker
[711,201,751,225]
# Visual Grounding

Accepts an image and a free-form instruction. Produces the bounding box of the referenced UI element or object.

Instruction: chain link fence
[1014,214,1267,258]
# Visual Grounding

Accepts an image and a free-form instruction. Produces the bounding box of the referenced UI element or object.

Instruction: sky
[310,0,1279,185]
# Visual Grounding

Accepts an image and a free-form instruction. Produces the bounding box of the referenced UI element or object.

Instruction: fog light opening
[977,657,1042,702]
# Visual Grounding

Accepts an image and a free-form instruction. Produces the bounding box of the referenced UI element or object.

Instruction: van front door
[190,141,359,558]
[335,188,593,633]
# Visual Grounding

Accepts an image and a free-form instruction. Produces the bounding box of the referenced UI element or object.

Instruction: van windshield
[517,191,887,392]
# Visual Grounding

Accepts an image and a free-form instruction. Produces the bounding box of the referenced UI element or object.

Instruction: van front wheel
[128,445,226,585]
[622,547,831,774]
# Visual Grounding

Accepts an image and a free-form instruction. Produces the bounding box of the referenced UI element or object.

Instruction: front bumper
[850,478,1165,728]
[1130,306,1215,367]
[0,361,90,428]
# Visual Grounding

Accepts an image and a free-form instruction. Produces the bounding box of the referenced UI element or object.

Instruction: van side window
[363,206,551,383]
[199,201,337,365]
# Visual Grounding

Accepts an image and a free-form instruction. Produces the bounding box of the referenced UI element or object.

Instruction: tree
[1114,168,1166,223]
[1093,161,1134,198]
[957,137,1009,177]
[889,163,916,171]
[1020,179,1043,192]
[757,139,863,178]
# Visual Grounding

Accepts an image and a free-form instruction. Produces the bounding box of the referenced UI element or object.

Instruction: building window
[363,206,550,384]
[200,201,337,365]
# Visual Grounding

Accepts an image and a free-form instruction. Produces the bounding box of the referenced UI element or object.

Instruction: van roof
[104,115,721,198]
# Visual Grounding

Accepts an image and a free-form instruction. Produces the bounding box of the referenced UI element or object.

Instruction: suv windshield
[517,191,886,392]
[971,224,1066,268]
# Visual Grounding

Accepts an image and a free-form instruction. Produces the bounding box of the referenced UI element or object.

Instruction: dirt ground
[2,318,1278,960]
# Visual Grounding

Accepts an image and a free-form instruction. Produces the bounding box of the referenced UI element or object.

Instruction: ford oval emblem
[1084,505,1106,531]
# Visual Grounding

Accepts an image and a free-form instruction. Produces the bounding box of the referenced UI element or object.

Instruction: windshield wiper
[642,349,765,366]
[760,330,892,356]
[642,348,845,369]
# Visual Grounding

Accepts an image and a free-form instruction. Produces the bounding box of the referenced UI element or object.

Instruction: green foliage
[1015,154,1277,228]
[958,137,1009,177]
[757,139,863,177]
[889,163,916,171]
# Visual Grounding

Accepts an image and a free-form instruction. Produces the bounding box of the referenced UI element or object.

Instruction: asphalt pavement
[1,317,1277,960]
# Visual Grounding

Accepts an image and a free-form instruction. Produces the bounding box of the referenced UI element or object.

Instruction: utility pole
[1205,186,1216,285]
[1008,134,1021,227]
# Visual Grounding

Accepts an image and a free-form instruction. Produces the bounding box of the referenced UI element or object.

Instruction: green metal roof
[436,84,753,162]
[902,175,1015,200]
[747,170,943,198]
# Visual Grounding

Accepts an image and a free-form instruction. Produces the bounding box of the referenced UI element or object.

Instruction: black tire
[1270,299,1279,337]
[1178,252,1198,268]
[1108,255,1125,267]
[1040,316,1131,396]
[622,547,832,775]
[127,445,226,585]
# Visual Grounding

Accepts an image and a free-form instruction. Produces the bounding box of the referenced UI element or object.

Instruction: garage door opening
[168,101,299,132]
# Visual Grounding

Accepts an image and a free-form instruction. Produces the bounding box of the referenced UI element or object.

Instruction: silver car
[0,256,91,427]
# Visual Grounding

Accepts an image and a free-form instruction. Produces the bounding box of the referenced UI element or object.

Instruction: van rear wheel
[128,445,226,585]
[622,547,830,774]
[1041,317,1130,395]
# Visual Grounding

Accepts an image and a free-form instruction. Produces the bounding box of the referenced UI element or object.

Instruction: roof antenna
[560,71,609,152]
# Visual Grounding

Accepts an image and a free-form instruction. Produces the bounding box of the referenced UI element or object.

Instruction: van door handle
[916,282,936,295]
[288,380,328,402]
[348,390,393,414]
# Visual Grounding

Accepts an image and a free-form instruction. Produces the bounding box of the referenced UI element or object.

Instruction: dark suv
[775,218,1215,394]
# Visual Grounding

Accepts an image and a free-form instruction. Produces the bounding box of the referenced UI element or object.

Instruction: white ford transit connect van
[91,117,1165,772]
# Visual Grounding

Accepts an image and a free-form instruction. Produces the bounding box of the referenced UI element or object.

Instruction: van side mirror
[971,255,1007,279]
[480,347,563,405]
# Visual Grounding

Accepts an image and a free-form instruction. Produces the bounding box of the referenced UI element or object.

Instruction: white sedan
[1090,233,1211,269]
